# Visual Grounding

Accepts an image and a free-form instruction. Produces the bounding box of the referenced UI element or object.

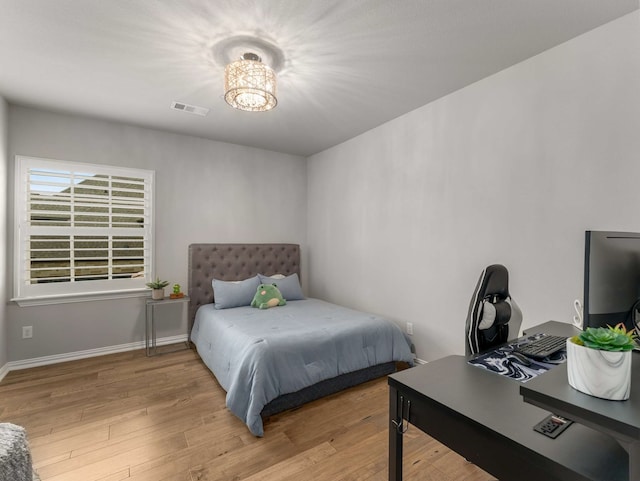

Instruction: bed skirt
[261,361,398,418]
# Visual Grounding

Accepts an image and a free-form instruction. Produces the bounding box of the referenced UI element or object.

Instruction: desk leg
[389,386,403,481]
[622,440,639,481]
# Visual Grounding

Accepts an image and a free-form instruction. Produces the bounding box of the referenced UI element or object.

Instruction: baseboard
[3,338,425,375]
[0,362,9,382]
[4,334,189,373]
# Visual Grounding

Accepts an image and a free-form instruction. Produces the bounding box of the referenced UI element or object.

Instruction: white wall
[6,106,307,362]
[307,12,640,361]
[0,96,8,376]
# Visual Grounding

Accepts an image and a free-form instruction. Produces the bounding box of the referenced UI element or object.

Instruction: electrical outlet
[22,326,33,339]
[406,322,414,336]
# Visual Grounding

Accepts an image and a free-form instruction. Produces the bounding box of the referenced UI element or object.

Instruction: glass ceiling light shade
[224,53,277,112]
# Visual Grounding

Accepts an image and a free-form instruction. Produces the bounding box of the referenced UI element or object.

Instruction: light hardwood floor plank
[0,347,495,481]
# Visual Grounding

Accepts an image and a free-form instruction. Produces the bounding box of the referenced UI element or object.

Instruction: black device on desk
[467,331,567,383]
[583,231,640,333]
[515,333,567,360]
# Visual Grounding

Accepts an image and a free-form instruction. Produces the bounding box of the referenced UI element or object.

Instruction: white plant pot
[151,288,164,300]
[566,339,632,401]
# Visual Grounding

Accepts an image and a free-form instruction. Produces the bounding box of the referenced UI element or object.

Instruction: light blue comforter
[190,298,414,436]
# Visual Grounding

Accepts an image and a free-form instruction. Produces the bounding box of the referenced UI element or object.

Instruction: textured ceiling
[1,0,638,156]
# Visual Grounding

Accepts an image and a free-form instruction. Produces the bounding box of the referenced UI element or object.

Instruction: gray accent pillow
[213,275,260,309]
[258,273,305,300]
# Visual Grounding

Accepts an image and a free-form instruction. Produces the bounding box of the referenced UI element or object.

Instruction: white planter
[566,339,632,401]
[151,288,165,300]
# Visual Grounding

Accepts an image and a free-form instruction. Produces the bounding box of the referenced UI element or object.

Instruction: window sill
[11,289,151,307]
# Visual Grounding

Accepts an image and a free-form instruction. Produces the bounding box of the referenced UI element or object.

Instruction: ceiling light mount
[241,52,261,62]
[224,51,277,112]
[212,35,285,73]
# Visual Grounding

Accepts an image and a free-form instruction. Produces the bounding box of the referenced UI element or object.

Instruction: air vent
[170,101,209,117]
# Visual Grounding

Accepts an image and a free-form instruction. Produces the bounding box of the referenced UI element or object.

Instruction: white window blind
[14,156,154,302]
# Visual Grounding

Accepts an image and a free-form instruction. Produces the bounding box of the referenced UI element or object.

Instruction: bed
[188,243,414,436]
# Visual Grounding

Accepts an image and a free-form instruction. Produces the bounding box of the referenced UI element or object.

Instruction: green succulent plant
[145,277,169,289]
[570,323,638,352]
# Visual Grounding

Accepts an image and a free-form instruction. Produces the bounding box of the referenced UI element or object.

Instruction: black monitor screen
[584,231,640,331]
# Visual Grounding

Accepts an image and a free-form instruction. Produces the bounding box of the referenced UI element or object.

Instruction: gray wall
[4,11,640,366]
[6,106,307,362]
[307,11,640,361]
[0,97,7,371]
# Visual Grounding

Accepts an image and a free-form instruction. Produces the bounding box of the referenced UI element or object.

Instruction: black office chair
[465,264,522,356]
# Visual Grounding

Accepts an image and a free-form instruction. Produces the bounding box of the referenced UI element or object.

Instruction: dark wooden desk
[388,323,629,481]
[522,353,640,481]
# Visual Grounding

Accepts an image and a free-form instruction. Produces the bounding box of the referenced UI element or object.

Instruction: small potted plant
[146,277,169,300]
[566,323,637,400]
[170,283,184,299]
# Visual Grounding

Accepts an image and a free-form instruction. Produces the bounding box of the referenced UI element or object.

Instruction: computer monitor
[583,230,640,332]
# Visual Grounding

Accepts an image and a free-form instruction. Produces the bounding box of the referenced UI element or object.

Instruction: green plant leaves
[145,277,169,289]
[577,324,638,352]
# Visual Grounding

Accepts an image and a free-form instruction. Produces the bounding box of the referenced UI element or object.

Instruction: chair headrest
[480,264,510,299]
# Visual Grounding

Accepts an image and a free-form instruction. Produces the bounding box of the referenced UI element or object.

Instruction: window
[14,156,154,304]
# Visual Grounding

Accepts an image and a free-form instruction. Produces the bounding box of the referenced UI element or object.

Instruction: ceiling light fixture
[224,52,277,112]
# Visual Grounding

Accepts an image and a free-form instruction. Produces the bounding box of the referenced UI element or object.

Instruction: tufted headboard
[188,243,301,328]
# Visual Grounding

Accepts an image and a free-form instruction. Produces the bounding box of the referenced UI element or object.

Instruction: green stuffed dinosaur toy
[251,283,287,309]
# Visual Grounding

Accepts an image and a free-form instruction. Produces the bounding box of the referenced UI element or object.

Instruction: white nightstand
[145,295,191,356]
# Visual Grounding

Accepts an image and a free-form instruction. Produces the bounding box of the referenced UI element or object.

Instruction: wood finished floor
[0,347,495,481]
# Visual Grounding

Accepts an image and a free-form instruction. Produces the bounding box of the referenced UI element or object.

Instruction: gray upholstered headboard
[188,243,301,327]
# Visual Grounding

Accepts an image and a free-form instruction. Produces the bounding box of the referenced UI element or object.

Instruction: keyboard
[515,334,567,360]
